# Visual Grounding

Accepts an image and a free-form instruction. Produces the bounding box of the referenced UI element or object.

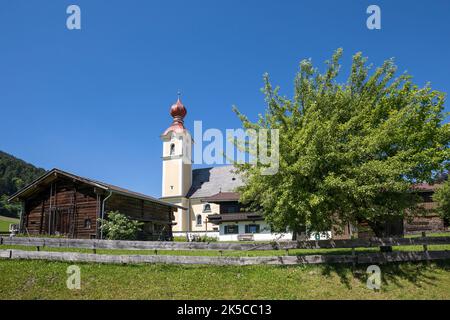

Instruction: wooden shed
[8,168,180,240]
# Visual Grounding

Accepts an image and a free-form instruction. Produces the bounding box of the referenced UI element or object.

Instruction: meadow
[1,259,449,299]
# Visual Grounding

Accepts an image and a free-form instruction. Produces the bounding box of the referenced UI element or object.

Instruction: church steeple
[161,94,192,199]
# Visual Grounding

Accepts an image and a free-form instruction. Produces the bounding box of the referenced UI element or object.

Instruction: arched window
[203,204,211,213]
[196,215,202,226]
[170,143,175,156]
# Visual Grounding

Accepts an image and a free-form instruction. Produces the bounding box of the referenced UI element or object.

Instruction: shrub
[98,211,143,240]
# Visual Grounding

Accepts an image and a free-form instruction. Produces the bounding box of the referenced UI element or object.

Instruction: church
[159,97,293,241]
[159,97,449,241]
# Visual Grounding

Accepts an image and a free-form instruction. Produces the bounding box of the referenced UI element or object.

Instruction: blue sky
[1,0,449,197]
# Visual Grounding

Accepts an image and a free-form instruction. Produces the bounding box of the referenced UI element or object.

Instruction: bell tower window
[170,143,175,156]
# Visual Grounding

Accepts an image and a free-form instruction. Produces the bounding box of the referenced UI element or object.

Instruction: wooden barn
[8,168,181,240]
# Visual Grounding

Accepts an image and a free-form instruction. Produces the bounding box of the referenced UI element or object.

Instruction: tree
[232,49,450,238]
[98,211,143,240]
[433,179,450,223]
[0,150,46,218]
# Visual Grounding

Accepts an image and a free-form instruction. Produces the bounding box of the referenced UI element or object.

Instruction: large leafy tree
[233,49,449,237]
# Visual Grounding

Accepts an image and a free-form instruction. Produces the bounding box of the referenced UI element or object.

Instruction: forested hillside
[0,151,46,217]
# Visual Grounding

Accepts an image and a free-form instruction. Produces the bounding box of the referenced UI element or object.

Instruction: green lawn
[1,232,450,299]
[0,216,19,233]
[0,259,449,299]
[406,232,450,238]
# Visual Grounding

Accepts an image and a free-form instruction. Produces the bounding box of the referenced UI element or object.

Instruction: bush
[98,211,143,240]
[199,235,218,242]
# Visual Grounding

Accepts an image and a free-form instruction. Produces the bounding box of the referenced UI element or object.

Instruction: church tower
[160,96,192,198]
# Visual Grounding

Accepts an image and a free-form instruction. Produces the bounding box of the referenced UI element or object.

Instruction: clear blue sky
[1,0,449,197]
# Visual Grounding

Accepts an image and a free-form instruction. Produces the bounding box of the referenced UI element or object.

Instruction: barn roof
[8,168,183,209]
[186,165,244,199]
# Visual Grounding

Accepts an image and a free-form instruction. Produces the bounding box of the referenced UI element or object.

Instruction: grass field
[0,259,449,299]
[0,215,19,233]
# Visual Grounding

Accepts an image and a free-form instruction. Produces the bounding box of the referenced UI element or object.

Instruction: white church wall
[218,221,293,241]
[172,231,220,240]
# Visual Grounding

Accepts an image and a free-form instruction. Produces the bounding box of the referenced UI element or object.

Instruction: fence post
[422,231,428,252]
[351,246,356,269]
[422,231,430,263]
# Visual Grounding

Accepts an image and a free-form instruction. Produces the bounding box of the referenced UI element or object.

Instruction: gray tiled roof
[187,165,244,199]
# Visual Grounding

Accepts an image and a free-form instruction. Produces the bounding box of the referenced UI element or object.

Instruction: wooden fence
[1,235,450,266]
[2,235,450,251]
[1,249,450,266]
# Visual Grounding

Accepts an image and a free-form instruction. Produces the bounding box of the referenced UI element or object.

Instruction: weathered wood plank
[0,250,11,258]
[1,249,450,266]
[2,236,450,251]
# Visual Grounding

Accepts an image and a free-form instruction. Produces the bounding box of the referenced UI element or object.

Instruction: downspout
[100,190,113,239]
[18,201,25,234]
[185,198,191,241]
[48,183,53,234]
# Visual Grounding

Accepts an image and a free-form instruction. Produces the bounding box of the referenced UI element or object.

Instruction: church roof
[187,165,244,199]
[202,192,240,202]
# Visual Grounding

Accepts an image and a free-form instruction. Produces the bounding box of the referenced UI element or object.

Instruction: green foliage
[233,49,450,235]
[433,179,450,221]
[0,215,20,233]
[198,235,218,242]
[0,151,46,218]
[98,211,143,240]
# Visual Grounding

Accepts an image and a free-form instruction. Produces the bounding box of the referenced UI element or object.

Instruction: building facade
[9,169,179,240]
[159,98,293,241]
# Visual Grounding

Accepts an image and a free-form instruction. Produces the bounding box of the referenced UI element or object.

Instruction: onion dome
[163,96,187,135]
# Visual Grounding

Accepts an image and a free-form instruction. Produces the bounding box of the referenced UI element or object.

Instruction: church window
[203,204,211,213]
[170,143,175,156]
[196,215,202,226]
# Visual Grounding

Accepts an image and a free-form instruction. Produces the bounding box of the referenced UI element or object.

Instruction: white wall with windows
[218,221,292,241]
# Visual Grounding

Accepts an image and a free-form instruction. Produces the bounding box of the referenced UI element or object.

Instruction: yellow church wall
[190,199,220,232]
[162,159,181,197]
